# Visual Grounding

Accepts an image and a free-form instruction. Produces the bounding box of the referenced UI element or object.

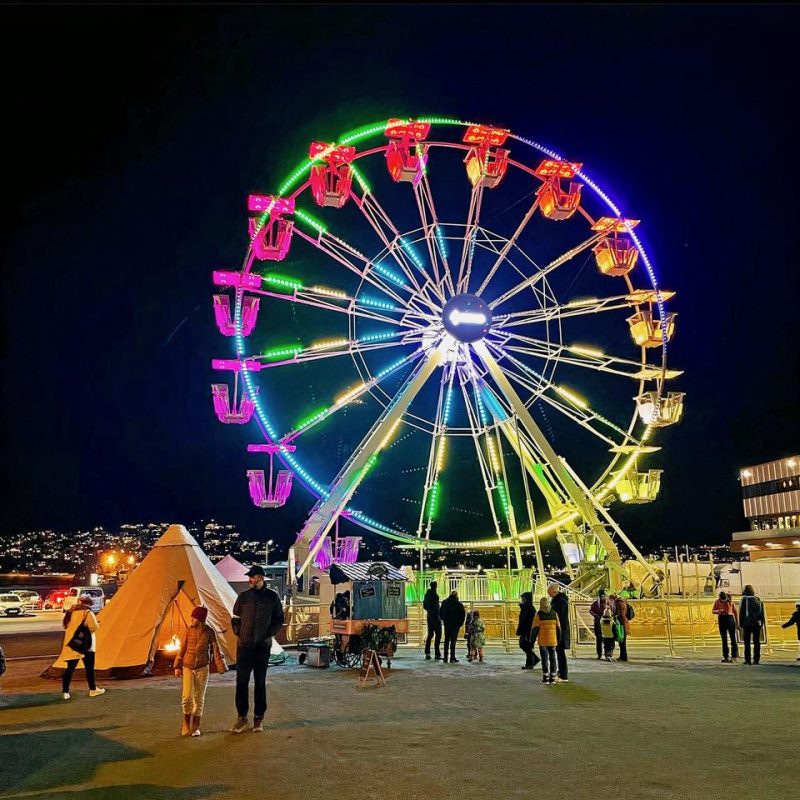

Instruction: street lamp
[265,539,274,566]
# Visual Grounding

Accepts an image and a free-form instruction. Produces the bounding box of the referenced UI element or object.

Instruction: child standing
[173,606,227,737]
[781,601,800,660]
[599,606,616,661]
[470,610,487,663]
[465,609,475,661]
[531,597,561,684]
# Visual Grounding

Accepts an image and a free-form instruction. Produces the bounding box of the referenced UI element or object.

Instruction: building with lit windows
[730,455,800,561]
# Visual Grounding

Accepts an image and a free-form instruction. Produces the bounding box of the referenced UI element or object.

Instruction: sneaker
[425,654,431,660]
[541,676,549,684]
[434,655,442,661]
[450,658,460,663]
[190,728,201,737]
[441,658,448,663]
[229,717,249,734]
[252,718,264,733]
[721,658,730,663]
[521,665,533,670]
[62,692,71,700]
[596,654,603,660]
[560,678,569,683]
[554,677,564,683]
[548,677,556,685]
[605,656,612,662]
[88,688,106,697]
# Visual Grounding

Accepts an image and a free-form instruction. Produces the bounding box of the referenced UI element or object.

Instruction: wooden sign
[356,649,385,688]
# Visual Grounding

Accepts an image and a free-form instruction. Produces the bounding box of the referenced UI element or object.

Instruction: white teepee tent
[44,524,284,678]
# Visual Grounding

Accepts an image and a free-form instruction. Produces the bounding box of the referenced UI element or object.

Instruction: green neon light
[427,480,441,520]
[496,481,510,519]
[297,406,330,429]
[263,274,304,290]
[294,208,327,234]
[350,164,371,194]
[263,345,302,360]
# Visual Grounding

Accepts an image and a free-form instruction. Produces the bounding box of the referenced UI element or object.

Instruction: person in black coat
[548,584,570,681]
[516,592,539,669]
[423,581,442,660]
[439,590,466,663]
[781,601,800,661]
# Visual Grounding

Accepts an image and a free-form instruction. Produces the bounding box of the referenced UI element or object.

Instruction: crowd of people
[12,574,797,734]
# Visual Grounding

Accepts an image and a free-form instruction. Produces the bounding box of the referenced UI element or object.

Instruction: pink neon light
[315,538,333,570]
[213,295,260,336]
[247,469,294,509]
[211,357,263,372]
[211,384,256,424]
[385,119,431,140]
[334,536,361,565]
[308,141,356,165]
[247,194,295,215]
[213,270,262,289]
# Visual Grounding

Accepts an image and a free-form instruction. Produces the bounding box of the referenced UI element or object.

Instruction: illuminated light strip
[496,481,510,519]
[565,297,599,308]
[435,224,448,260]
[358,330,397,343]
[568,344,604,358]
[379,418,403,450]
[427,480,441,520]
[294,208,327,234]
[308,337,349,351]
[442,384,454,425]
[376,354,413,379]
[487,438,501,475]
[335,382,366,405]
[263,344,302,360]
[449,309,487,325]
[373,260,407,287]
[308,285,348,299]
[435,436,447,473]
[555,385,589,410]
[350,164,371,193]
[296,406,331,430]
[263,274,304,291]
[358,295,396,311]
[398,236,427,274]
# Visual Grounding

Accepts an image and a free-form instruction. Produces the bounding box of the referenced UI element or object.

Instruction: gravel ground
[1,650,798,800]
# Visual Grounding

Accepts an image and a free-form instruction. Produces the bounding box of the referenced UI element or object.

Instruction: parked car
[11,590,42,611]
[44,588,70,610]
[0,593,25,617]
[62,587,105,613]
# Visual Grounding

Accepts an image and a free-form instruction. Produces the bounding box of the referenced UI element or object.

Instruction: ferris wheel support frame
[289,343,446,585]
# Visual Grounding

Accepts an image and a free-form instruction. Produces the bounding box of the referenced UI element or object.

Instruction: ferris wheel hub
[442,294,492,343]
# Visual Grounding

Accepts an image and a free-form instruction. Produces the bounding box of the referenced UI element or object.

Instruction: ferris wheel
[211,117,684,593]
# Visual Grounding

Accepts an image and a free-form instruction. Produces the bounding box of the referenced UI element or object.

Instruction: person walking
[712,591,739,663]
[516,592,540,670]
[611,593,631,662]
[173,606,227,737]
[470,610,486,663]
[59,594,105,700]
[422,581,442,661]
[590,589,610,660]
[439,590,466,663]
[230,565,285,733]
[739,585,765,665]
[531,597,561,684]
[781,601,800,660]
[548,584,570,681]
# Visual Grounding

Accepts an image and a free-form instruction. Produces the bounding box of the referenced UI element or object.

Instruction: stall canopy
[329,562,407,584]
[43,524,284,678]
[215,554,250,584]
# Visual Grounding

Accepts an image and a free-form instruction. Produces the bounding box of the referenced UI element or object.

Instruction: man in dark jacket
[589,589,609,660]
[516,592,539,669]
[423,581,442,660]
[439,590,466,663]
[230,565,285,733]
[548,584,570,681]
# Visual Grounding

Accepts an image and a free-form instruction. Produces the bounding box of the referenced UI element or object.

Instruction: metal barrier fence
[279,598,800,656]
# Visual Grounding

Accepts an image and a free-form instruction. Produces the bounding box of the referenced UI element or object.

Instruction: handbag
[613,621,625,642]
[67,612,93,655]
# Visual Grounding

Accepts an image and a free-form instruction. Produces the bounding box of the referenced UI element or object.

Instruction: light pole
[265,539,274,566]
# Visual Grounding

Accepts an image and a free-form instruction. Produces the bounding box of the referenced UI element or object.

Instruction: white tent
[44,524,284,678]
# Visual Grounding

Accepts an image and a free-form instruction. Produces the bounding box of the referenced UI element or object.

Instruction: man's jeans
[236,644,270,719]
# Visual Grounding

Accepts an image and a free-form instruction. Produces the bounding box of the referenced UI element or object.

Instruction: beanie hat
[191,606,209,622]
[78,594,94,607]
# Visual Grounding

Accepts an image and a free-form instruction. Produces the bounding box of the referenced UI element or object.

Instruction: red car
[44,588,70,609]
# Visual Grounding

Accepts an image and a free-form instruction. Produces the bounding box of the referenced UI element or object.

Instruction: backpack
[66,611,93,655]
[625,603,635,621]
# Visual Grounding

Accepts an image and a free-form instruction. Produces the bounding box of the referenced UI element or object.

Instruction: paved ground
[1,648,797,800]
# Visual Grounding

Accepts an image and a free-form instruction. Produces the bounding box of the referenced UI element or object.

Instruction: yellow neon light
[568,344,605,358]
[309,338,349,351]
[310,285,348,299]
[555,385,589,409]
[335,382,366,405]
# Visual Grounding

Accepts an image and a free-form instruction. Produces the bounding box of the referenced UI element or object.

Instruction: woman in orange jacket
[712,591,739,663]
[531,597,561,685]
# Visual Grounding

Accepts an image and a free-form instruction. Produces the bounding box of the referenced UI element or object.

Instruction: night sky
[3,5,799,555]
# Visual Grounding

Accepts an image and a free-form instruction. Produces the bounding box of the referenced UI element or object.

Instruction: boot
[190,715,202,737]
[181,713,192,736]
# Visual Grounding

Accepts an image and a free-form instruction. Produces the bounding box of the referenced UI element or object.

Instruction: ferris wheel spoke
[496,332,670,380]
[456,182,485,294]
[412,171,449,289]
[494,291,641,329]
[281,349,425,442]
[257,337,422,369]
[351,191,444,309]
[415,366,452,540]
[488,232,604,310]
[475,196,541,298]
[293,345,446,579]
[293,227,411,309]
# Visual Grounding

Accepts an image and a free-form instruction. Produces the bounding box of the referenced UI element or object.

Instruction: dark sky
[3,5,799,554]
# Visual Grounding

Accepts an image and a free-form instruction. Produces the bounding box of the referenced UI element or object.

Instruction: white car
[11,590,42,612]
[0,593,25,617]
[62,587,105,614]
